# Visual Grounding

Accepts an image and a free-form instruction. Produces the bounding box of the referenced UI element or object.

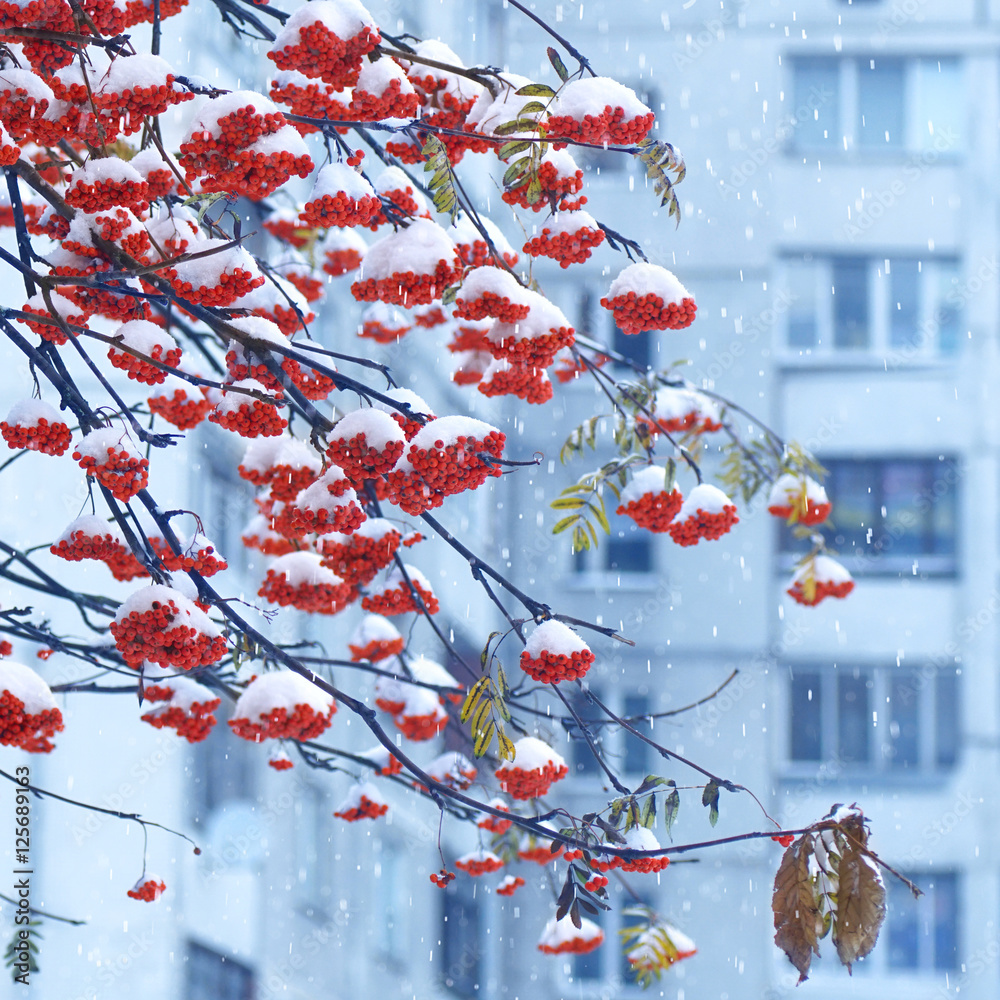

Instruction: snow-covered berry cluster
[1,399,72,456]
[519,620,594,684]
[228,670,336,743]
[0,661,64,753]
[495,737,568,800]
[140,677,220,743]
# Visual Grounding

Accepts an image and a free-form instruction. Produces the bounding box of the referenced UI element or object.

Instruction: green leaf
[526,173,543,205]
[552,515,580,535]
[589,499,611,535]
[498,139,533,160]
[518,100,549,116]
[551,496,585,510]
[503,157,532,187]
[474,719,496,757]
[517,83,558,97]
[663,789,680,837]
[547,47,570,82]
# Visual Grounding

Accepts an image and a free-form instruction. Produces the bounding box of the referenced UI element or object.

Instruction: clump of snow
[359,219,455,281]
[330,407,405,449]
[233,669,334,720]
[267,551,345,588]
[525,620,590,659]
[676,483,734,519]
[619,465,673,507]
[0,661,58,715]
[511,736,566,771]
[606,262,690,304]
[4,398,62,427]
[551,76,650,120]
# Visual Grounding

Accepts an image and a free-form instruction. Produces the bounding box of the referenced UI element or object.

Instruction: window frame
[788,55,964,157]
[779,456,959,578]
[778,254,963,360]
[782,661,960,780]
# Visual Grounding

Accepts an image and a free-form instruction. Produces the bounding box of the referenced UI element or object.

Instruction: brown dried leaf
[772,835,821,983]
[833,822,886,972]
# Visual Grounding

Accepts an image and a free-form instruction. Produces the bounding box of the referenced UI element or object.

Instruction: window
[887,871,959,971]
[790,57,963,154]
[622,693,652,776]
[781,255,962,357]
[788,664,959,772]
[781,458,959,575]
[185,941,255,1000]
[574,511,654,577]
[440,880,482,998]
[189,702,256,825]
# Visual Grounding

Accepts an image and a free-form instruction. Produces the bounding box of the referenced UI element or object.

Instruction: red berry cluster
[497,876,525,896]
[617,489,684,533]
[0,642,11,657]
[453,291,529,324]
[772,834,795,848]
[413,305,447,329]
[148,386,211,430]
[91,79,194,135]
[320,529,401,586]
[19,298,84,344]
[326,433,405,484]
[496,760,569,801]
[323,246,363,276]
[149,537,227,576]
[229,701,336,742]
[478,363,552,405]
[268,17,381,90]
[334,795,389,822]
[546,106,655,147]
[668,505,739,547]
[347,636,405,662]
[393,707,447,741]
[767,499,832,527]
[0,689,64,753]
[140,687,220,743]
[787,577,855,608]
[351,259,456,307]
[269,756,294,771]
[50,525,127,564]
[360,314,411,344]
[361,578,440,616]
[350,79,419,122]
[107,339,181,385]
[286,495,365,537]
[164,263,264,308]
[584,874,609,892]
[503,159,585,212]
[487,326,575,368]
[269,77,351,136]
[109,599,226,670]
[478,809,512,835]
[65,175,149,215]
[299,191,381,229]
[518,842,563,865]
[258,569,355,615]
[519,647,595,684]
[406,431,504,496]
[209,396,288,439]
[73,445,149,502]
[429,869,456,889]
[455,853,505,876]
[619,854,671,874]
[1,416,72,456]
[523,224,605,268]
[600,292,698,335]
[179,103,313,200]
[127,879,166,902]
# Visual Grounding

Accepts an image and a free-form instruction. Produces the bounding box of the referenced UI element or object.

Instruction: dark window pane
[623,695,651,774]
[441,885,481,997]
[935,263,962,353]
[832,258,869,348]
[567,690,603,776]
[933,874,959,970]
[794,61,840,147]
[887,878,920,969]
[935,671,959,767]
[889,259,921,348]
[612,315,650,370]
[888,673,920,769]
[791,672,822,761]
[185,942,255,1000]
[827,461,876,557]
[572,909,604,980]
[858,58,905,148]
[607,533,652,573]
[880,461,928,557]
[837,672,870,764]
